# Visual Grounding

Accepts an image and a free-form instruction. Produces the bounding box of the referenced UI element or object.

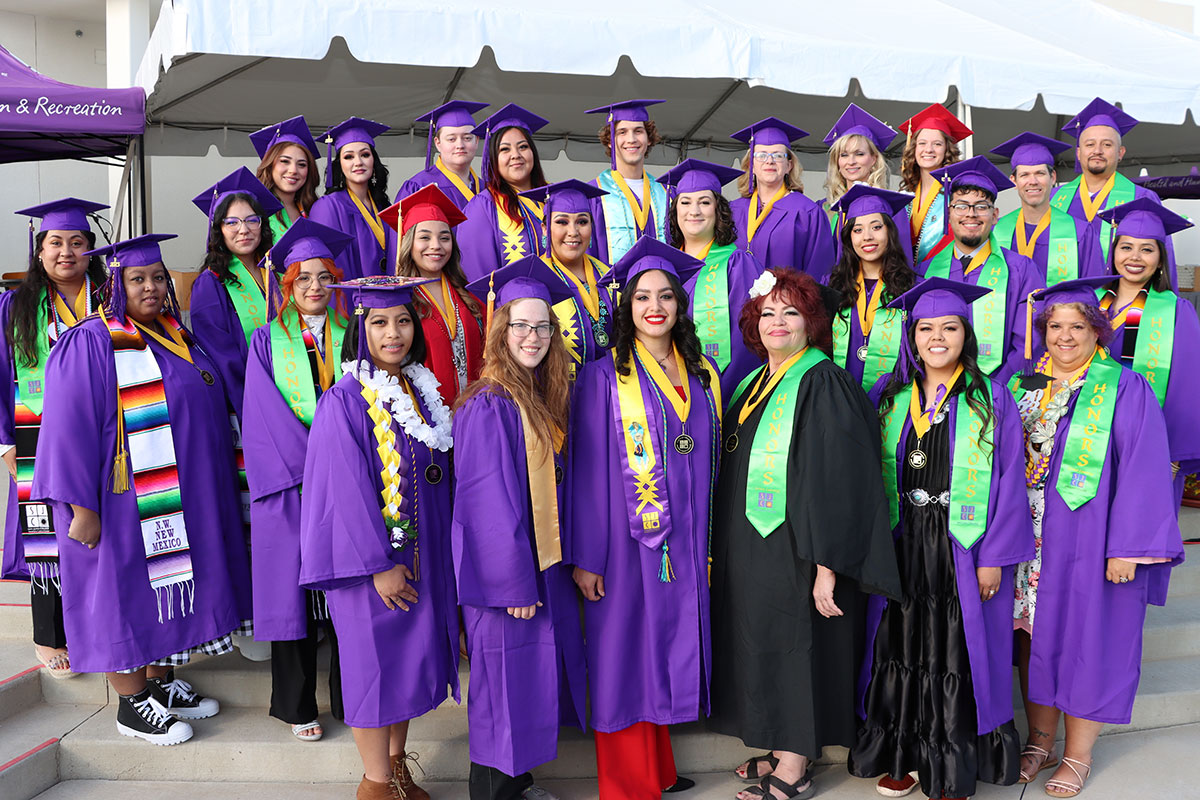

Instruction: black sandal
[735,752,780,783]
[739,769,814,800]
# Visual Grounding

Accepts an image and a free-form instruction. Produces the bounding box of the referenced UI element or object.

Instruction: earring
[370,175,377,186]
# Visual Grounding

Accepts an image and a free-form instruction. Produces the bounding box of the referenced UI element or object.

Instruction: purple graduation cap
[191,166,284,227]
[884,276,991,381]
[990,131,1071,172]
[584,99,666,170]
[320,117,390,189]
[466,253,576,326]
[829,183,915,260]
[520,178,608,219]
[327,275,437,368]
[730,117,808,195]
[248,115,321,162]
[608,234,705,290]
[1017,275,1116,384]
[1061,98,1139,141]
[655,158,742,201]
[1097,197,1192,280]
[471,103,550,186]
[823,103,898,152]
[259,218,355,319]
[930,155,1013,235]
[416,100,489,170]
[83,233,179,321]
[15,197,110,259]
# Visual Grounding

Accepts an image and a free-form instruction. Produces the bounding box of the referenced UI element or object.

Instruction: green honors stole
[496,194,545,264]
[1050,173,1137,261]
[925,237,1009,375]
[692,243,738,372]
[13,306,52,418]
[728,347,826,537]
[1099,287,1176,407]
[994,208,1079,285]
[223,258,270,346]
[831,276,903,391]
[595,170,669,263]
[271,310,347,427]
[880,380,994,549]
[268,210,292,246]
[613,342,721,582]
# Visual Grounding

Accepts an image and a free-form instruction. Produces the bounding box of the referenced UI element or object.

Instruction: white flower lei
[342,360,453,452]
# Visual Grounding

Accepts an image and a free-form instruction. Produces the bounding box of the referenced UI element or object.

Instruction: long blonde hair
[455,299,571,451]
[900,131,961,192]
[823,133,891,204]
[736,147,805,198]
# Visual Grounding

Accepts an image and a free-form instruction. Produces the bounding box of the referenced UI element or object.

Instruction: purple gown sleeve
[799,199,836,283]
[564,362,612,576]
[299,382,398,591]
[457,195,502,284]
[396,176,422,203]
[242,326,309,499]
[973,382,1036,568]
[1165,298,1200,472]
[587,188,608,263]
[0,292,16,446]
[189,269,248,419]
[451,391,540,608]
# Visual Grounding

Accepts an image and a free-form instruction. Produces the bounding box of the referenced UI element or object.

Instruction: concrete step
[0,702,101,777]
[1181,506,1200,540]
[0,579,32,641]
[1143,590,1200,661]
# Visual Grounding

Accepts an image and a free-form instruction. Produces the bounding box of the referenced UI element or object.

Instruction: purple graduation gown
[1107,293,1200,507]
[189,269,259,420]
[858,379,1035,735]
[916,247,1045,385]
[30,316,251,673]
[1051,182,1176,285]
[731,192,837,284]
[396,165,478,210]
[241,324,317,641]
[1025,365,1183,724]
[565,356,718,732]
[308,191,393,281]
[1000,214,1105,281]
[683,249,765,400]
[451,390,587,775]
[458,193,545,283]
[299,372,459,728]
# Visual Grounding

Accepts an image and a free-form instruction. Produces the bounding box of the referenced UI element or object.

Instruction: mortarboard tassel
[325,133,334,191]
[658,544,675,583]
[27,219,34,262]
[1018,288,1051,390]
[425,117,435,171]
[609,111,617,172]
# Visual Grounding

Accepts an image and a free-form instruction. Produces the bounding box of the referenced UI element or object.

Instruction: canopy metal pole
[138,135,148,235]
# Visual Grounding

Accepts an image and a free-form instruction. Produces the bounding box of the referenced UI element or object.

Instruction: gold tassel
[413,541,421,583]
[111,449,130,494]
[707,556,713,587]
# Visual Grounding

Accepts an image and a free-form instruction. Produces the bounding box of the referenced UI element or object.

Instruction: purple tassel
[608,112,616,172]
[105,268,126,321]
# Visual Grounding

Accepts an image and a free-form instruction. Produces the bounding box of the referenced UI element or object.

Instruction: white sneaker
[147,672,220,719]
[522,786,560,800]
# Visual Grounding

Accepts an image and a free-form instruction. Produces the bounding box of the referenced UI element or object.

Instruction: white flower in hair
[748,270,778,300]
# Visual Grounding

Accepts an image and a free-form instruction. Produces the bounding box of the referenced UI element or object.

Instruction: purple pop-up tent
[0,44,144,164]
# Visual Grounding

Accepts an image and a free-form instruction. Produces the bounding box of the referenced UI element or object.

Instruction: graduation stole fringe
[1099,287,1176,407]
[612,343,721,582]
[995,208,1079,285]
[105,312,195,623]
[271,309,346,427]
[595,170,668,262]
[693,243,737,372]
[924,236,1009,375]
[880,381,995,550]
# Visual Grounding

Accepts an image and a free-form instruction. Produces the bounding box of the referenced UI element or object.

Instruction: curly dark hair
[484,126,548,222]
[899,130,962,192]
[667,192,738,248]
[8,230,108,369]
[876,319,996,451]
[198,192,276,283]
[325,144,391,209]
[613,269,711,389]
[828,213,916,314]
[598,119,663,159]
[1035,301,1114,348]
[737,268,832,358]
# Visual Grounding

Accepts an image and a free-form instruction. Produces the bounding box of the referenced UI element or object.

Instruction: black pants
[269,618,343,724]
[31,582,66,649]
[468,763,533,800]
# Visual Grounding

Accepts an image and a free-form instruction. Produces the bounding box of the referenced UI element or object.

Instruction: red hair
[737,268,832,358]
[274,257,349,332]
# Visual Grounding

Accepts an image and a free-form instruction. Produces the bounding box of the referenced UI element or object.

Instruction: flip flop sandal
[740,769,814,800]
[1019,743,1060,784]
[736,752,781,783]
[1044,756,1091,798]
[35,647,76,680]
[291,721,323,741]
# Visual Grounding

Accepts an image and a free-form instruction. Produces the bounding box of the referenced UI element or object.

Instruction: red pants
[594,721,677,800]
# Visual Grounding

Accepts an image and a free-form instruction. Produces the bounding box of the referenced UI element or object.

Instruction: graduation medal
[724,433,739,453]
[908,446,928,470]
[200,370,215,386]
[555,464,564,485]
[424,464,443,485]
[674,433,695,454]
[856,345,869,362]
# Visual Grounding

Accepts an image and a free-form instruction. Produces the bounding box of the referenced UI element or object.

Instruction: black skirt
[848,414,1018,798]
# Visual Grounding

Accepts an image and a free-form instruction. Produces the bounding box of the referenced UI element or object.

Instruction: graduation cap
[14,197,110,259]
[520,179,608,219]
[730,116,808,195]
[898,103,973,144]
[321,117,391,189]
[248,116,320,162]
[608,234,705,291]
[416,100,489,170]
[931,155,1013,198]
[584,99,665,170]
[259,218,354,320]
[191,167,284,227]
[655,158,742,200]
[327,275,438,367]
[885,277,992,382]
[823,103,898,152]
[1061,98,1139,141]
[989,131,1071,172]
[380,184,468,239]
[466,255,575,322]
[1018,275,1116,386]
[1096,196,1192,243]
[471,103,550,187]
[83,233,180,321]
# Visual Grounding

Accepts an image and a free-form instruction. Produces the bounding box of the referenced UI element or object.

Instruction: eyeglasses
[949,202,994,216]
[293,273,335,288]
[753,152,791,163]
[222,215,263,230]
[507,322,555,339]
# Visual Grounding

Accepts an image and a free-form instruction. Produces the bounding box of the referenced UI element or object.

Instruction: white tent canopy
[135,0,1200,170]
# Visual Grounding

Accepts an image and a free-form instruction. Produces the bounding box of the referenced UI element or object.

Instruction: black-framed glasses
[507,322,555,339]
